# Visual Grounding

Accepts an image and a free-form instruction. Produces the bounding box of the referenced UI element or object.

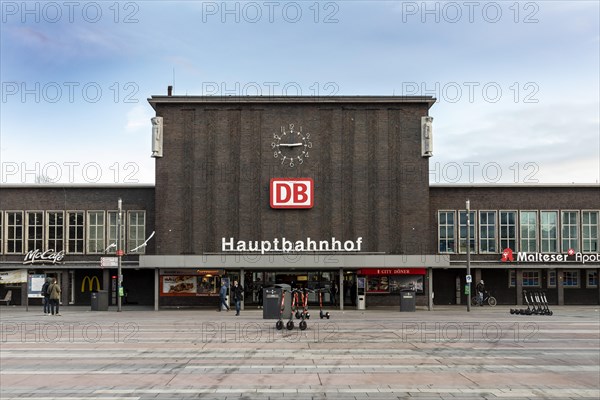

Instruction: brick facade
[150,97,435,256]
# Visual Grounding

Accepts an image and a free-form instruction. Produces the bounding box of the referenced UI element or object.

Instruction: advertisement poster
[162,276,197,296]
[367,276,389,293]
[389,276,424,294]
[27,274,46,298]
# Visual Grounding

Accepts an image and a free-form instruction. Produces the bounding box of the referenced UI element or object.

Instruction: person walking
[476,280,485,307]
[231,280,244,316]
[219,282,230,311]
[48,278,61,316]
[41,277,51,315]
[330,282,338,306]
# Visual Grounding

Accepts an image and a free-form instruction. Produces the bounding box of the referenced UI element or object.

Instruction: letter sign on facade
[270,178,314,209]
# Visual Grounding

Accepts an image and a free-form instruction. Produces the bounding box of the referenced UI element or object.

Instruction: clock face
[271,124,312,167]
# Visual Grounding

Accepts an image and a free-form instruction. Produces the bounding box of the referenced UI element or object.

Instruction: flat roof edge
[148,95,436,108]
[0,184,155,189]
[430,183,600,188]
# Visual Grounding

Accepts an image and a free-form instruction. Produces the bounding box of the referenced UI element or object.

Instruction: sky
[1,0,599,185]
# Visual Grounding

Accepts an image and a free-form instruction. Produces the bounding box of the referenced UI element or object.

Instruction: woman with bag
[48,278,61,316]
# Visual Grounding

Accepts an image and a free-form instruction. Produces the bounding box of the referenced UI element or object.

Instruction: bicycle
[471,291,497,307]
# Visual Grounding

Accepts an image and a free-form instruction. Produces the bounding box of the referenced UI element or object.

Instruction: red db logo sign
[270,178,314,209]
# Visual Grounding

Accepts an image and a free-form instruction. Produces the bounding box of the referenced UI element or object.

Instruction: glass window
[561,211,579,252]
[26,211,44,252]
[499,211,517,251]
[458,211,476,254]
[87,211,105,254]
[6,211,23,254]
[47,211,64,252]
[582,211,599,253]
[540,211,558,253]
[128,211,146,254]
[508,270,516,287]
[587,270,598,288]
[479,211,497,253]
[563,270,579,288]
[438,211,455,253]
[547,270,556,288]
[67,211,84,254]
[107,211,117,253]
[522,270,540,287]
[520,211,537,252]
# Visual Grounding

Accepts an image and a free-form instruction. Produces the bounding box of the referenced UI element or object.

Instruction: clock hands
[278,143,303,147]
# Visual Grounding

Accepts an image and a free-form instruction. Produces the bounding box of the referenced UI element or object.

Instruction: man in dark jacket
[476,280,485,306]
[231,280,244,316]
[41,277,51,315]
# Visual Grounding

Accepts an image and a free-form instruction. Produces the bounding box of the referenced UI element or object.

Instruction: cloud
[433,102,600,183]
[125,105,153,134]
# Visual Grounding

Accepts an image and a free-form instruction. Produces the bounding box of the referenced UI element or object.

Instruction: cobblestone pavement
[1,305,599,399]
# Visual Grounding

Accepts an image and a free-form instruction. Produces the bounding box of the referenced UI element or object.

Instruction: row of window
[438,210,599,254]
[0,210,146,255]
[508,270,598,289]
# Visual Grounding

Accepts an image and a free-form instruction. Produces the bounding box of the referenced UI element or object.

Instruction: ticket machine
[357,277,366,310]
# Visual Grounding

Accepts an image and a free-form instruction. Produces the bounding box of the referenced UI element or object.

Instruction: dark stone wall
[153,100,434,255]
[0,186,155,260]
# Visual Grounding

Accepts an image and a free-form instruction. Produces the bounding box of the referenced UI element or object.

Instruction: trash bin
[263,284,291,319]
[400,289,416,312]
[91,290,109,311]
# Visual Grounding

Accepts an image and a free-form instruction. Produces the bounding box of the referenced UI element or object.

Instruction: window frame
[540,210,559,253]
[561,210,580,252]
[46,211,65,253]
[499,210,518,252]
[562,270,580,288]
[582,210,599,253]
[67,211,85,254]
[522,270,541,287]
[438,210,456,254]
[586,270,598,289]
[479,210,497,253]
[547,269,557,288]
[458,210,477,254]
[26,211,44,253]
[5,211,24,254]
[519,210,538,253]
[86,210,106,254]
[127,210,146,254]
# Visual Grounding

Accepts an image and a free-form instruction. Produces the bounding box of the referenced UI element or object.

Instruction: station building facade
[0,96,598,309]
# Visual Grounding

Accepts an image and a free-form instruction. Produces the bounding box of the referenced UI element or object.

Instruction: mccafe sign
[23,249,65,265]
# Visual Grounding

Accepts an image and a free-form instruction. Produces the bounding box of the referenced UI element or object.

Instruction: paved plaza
[0,305,599,400]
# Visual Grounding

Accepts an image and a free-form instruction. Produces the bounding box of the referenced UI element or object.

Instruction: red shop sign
[357,268,426,276]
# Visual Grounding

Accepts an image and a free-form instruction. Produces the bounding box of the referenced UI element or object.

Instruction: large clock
[271,124,312,167]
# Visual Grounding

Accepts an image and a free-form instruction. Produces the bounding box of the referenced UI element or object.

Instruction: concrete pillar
[474,268,481,285]
[339,268,344,311]
[516,269,523,306]
[427,267,433,311]
[61,270,69,305]
[240,268,245,310]
[557,269,564,305]
[102,269,110,295]
[154,268,159,311]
